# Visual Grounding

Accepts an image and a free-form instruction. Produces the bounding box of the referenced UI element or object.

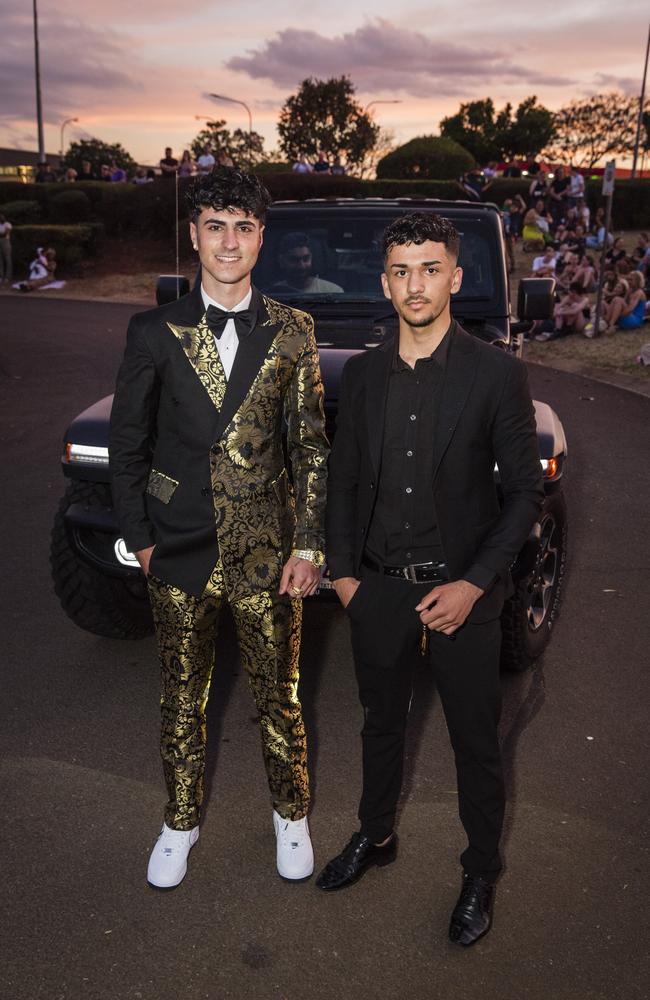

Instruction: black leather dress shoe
[315,832,397,891]
[448,873,494,946]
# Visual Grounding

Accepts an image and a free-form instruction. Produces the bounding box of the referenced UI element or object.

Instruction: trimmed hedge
[1,175,649,249]
[376,136,475,180]
[49,189,91,223]
[0,199,41,224]
[12,223,105,276]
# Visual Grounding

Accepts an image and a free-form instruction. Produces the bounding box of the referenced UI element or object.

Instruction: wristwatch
[291,548,326,567]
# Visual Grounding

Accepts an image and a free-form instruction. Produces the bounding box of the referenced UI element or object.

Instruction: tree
[440,99,503,164]
[189,119,267,167]
[376,135,474,180]
[63,138,137,177]
[506,96,556,159]
[545,92,647,168]
[440,96,555,163]
[277,76,379,171]
[357,128,396,179]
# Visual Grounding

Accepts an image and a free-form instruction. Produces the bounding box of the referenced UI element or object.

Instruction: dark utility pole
[593,161,616,336]
[631,21,650,179]
[33,0,45,163]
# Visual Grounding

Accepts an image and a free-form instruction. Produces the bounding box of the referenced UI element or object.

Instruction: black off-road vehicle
[51,198,567,671]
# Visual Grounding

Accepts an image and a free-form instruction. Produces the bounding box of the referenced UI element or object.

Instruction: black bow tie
[205,304,256,340]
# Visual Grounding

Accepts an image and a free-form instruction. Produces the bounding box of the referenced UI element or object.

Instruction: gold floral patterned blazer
[109,284,329,600]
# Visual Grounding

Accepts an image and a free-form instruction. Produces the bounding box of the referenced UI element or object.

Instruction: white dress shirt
[200,285,253,380]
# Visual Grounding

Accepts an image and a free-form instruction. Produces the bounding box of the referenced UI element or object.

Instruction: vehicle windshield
[253,213,499,307]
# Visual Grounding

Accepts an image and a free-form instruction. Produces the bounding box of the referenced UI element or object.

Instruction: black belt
[362,554,450,584]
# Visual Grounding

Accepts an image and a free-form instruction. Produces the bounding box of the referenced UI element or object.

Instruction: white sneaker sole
[273,812,314,881]
[277,856,315,882]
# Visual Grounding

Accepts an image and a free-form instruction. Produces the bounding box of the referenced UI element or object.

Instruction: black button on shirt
[365,326,451,566]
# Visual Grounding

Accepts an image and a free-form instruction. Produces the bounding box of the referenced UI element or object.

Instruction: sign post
[592,160,616,337]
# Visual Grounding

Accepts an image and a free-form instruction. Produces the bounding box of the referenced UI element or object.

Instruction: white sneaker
[147,822,199,889]
[273,810,314,880]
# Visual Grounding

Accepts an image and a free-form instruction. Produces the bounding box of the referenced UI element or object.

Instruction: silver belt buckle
[406,563,419,583]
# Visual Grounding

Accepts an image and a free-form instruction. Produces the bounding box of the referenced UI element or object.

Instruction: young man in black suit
[109,168,328,889]
[317,213,544,946]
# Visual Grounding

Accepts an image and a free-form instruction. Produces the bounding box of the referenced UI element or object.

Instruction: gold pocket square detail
[146,469,179,504]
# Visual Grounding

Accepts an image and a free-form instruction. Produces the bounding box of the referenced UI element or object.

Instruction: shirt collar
[393,321,453,372]
[200,285,253,314]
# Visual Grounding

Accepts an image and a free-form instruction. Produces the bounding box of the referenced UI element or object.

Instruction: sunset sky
[2,0,648,166]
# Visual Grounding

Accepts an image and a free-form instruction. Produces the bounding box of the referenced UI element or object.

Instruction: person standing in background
[0,214,12,284]
[196,147,216,175]
[159,147,179,178]
[78,160,97,181]
[179,150,195,178]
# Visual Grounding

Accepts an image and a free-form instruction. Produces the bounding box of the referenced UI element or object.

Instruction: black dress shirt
[365,326,451,566]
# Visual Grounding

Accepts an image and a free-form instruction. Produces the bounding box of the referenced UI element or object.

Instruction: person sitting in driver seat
[273,231,343,294]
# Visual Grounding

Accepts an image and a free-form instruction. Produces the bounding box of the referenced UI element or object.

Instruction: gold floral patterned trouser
[147,561,309,831]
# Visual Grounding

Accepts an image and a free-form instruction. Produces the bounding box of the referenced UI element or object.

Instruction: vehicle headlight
[541,457,559,479]
[494,456,561,480]
[114,538,139,567]
[64,443,109,466]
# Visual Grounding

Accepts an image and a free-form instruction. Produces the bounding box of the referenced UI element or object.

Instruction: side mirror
[517,277,555,320]
[156,274,190,305]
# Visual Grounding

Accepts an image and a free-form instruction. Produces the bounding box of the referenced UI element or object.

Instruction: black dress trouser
[346,565,504,879]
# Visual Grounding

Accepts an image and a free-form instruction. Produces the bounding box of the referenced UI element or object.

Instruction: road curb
[526,357,650,399]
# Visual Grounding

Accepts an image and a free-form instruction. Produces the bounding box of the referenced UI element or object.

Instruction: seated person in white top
[273,232,343,294]
[531,246,557,277]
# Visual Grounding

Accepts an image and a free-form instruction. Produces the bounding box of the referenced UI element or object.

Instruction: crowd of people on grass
[525,228,649,341]
[484,162,650,341]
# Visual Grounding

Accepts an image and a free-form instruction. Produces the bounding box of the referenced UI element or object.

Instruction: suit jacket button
[370,482,375,489]
[201,487,210,496]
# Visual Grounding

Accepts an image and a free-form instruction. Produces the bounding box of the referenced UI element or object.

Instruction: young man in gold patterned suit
[109,168,328,889]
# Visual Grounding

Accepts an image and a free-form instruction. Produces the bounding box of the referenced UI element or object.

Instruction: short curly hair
[382,212,460,262]
[186,166,272,222]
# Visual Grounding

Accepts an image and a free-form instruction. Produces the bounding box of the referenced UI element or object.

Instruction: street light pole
[631,21,650,179]
[60,117,79,158]
[32,0,45,164]
[364,100,403,115]
[209,93,253,167]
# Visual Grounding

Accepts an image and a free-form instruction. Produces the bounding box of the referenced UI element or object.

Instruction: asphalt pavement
[1,297,648,1000]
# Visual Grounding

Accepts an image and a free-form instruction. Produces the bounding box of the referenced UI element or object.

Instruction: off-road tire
[50,481,154,639]
[500,491,567,672]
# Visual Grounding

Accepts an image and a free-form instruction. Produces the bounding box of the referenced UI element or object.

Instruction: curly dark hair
[382,212,460,262]
[185,166,272,222]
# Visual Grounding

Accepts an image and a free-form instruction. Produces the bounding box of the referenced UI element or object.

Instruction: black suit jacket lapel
[214,288,280,440]
[432,322,479,479]
[365,338,394,477]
